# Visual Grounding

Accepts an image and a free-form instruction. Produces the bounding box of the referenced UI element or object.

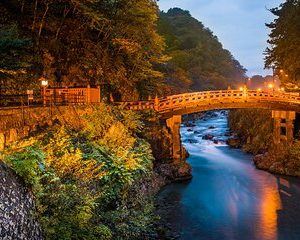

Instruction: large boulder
[226,137,241,148]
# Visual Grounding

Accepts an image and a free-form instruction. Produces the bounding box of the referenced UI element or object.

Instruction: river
[156,111,300,240]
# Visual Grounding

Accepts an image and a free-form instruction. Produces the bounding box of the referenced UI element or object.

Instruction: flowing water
[157,111,300,240]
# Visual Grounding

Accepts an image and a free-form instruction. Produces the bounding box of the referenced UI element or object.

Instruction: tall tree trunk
[55,6,70,40]
[32,0,38,32]
[37,3,49,46]
[20,0,25,13]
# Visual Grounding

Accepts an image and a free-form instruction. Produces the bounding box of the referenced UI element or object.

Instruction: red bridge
[119,90,300,118]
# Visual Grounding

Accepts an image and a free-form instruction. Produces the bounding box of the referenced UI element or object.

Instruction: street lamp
[268,83,274,94]
[247,77,251,86]
[40,77,48,106]
[272,66,275,89]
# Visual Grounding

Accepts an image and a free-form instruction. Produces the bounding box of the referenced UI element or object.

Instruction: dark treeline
[265,0,300,87]
[0,2,246,99]
[0,0,166,100]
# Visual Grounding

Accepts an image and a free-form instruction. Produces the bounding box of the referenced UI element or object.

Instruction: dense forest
[0,1,246,99]
[0,0,166,100]
[157,8,246,94]
[265,0,300,87]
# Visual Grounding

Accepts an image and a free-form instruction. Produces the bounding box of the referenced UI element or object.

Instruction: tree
[0,3,34,94]
[1,0,166,99]
[265,0,300,85]
[157,8,246,93]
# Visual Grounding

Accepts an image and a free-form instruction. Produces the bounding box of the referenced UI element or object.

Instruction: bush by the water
[228,109,273,154]
[229,109,300,177]
[3,104,157,240]
[254,142,300,177]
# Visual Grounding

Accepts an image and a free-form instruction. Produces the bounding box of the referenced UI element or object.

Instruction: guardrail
[2,90,300,113]
[0,93,87,110]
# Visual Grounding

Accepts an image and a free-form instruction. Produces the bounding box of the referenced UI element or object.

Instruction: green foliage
[157,8,246,93]
[265,0,300,85]
[228,109,273,154]
[0,23,35,94]
[4,146,44,187]
[255,141,300,176]
[102,201,157,240]
[229,109,300,176]
[1,0,166,99]
[289,140,300,159]
[94,225,113,240]
[3,104,156,239]
[38,175,97,240]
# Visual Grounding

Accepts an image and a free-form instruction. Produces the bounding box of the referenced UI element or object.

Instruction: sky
[158,0,284,76]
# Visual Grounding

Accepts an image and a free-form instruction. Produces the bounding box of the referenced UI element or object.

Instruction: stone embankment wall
[0,105,87,150]
[0,161,43,239]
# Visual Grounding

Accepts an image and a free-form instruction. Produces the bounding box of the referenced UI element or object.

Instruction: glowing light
[285,74,289,77]
[268,83,273,89]
[281,87,285,91]
[239,87,243,91]
[258,184,281,240]
[280,69,284,73]
[257,88,262,92]
[41,80,48,87]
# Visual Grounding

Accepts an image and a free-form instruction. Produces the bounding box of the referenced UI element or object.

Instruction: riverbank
[155,110,300,240]
[228,109,300,177]
[253,142,300,177]
[0,104,191,240]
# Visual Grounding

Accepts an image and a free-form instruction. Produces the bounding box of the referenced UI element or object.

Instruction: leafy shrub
[4,146,44,187]
[3,104,156,240]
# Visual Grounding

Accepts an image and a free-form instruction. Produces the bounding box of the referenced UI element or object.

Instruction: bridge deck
[119,90,300,117]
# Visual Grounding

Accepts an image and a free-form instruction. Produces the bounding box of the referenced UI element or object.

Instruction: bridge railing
[158,90,300,112]
[116,100,155,110]
[117,90,300,112]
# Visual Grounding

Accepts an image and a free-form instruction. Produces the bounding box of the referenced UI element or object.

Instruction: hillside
[0,0,166,100]
[158,8,247,94]
[1,3,247,99]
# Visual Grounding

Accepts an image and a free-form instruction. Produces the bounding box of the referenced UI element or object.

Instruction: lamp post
[272,66,275,90]
[268,83,274,95]
[247,77,251,89]
[40,77,48,106]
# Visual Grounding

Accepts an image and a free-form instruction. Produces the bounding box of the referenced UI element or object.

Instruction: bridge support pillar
[166,115,182,162]
[272,111,296,144]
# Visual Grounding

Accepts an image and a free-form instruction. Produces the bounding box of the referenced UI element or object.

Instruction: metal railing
[2,89,300,113]
[0,93,87,109]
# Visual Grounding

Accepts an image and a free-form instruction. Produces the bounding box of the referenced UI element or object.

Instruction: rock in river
[226,138,241,148]
[184,122,197,127]
[202,134,214,140]
[183,139,198,144]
